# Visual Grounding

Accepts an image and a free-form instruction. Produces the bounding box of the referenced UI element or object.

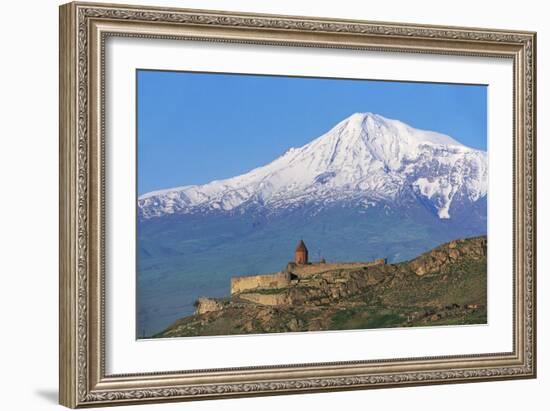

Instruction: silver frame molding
[59,2,537,408]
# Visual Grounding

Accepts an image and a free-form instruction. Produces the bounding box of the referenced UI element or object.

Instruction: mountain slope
[138,113,487,220]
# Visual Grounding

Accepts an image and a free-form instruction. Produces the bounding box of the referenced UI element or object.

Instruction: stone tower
[295,239,309,265]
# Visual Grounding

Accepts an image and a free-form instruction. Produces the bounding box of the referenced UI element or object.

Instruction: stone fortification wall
[230,258,387,294]
[230,271,291,295]
[289,258,387,278]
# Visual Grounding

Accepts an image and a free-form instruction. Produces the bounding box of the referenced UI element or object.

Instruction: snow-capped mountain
[138,113,487,220]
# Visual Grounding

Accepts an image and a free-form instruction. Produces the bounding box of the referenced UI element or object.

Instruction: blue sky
[137,70,487,195]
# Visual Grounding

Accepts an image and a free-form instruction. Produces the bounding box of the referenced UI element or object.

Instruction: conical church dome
[295,239,308,253]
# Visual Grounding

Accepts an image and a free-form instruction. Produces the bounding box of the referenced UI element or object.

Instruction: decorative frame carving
[59,2,536,408]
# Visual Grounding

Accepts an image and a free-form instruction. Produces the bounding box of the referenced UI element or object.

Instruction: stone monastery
[229,240,387,295]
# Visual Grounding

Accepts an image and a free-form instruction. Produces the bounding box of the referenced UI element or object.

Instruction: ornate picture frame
[59,2,536,408]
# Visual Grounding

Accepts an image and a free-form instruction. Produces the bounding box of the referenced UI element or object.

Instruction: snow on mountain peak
[138,113,487,220]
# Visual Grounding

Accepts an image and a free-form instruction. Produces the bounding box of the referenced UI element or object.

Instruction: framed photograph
[59,2,537,408]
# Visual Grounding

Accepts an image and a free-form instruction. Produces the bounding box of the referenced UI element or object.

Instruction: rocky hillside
[155,236,487,338]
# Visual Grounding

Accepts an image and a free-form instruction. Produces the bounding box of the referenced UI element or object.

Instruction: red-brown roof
[295,239,308,252]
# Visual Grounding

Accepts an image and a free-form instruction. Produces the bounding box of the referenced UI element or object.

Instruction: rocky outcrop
[194,297,224,315]
[239,292,290,306]
[408,236,487,276]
